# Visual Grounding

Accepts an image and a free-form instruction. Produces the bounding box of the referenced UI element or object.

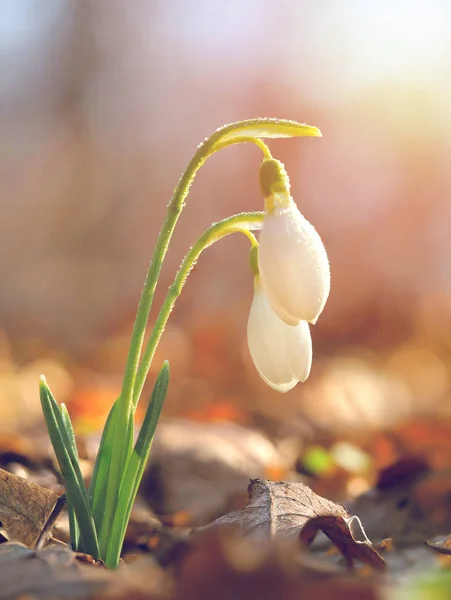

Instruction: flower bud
[247,277,312,392]
[257,159,330,325]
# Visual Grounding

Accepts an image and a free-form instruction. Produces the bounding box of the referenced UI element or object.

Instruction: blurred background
[1,0,451,443]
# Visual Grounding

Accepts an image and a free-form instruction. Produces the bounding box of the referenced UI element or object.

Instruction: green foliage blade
[39,376,99,558]
[94,401,135,559]
[60,403,81,550]
[105,361,169,568]
[88,399,118,534]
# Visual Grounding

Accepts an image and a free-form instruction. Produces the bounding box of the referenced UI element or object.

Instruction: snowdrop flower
[258,159,330,325]
[247,276,312,392]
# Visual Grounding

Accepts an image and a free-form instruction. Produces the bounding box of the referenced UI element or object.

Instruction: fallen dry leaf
[0,467,62,547]
[425,536,451,556]
[208,479,348,537]
[300,516,385,570]
[0,542,109,599]
[144,420,286,524]
[205,479,384,570]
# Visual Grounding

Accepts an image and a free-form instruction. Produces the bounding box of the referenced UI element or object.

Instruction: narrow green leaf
[105,361,169,568]
[98,390,136,553]
[40,381,91,552]
[60,404,80,551]
[39,376,99,558]
[92,400,135,559]
[60,403,78,455]
[42,382,91,510]
[88,399,118,533]
[67,500,80,552]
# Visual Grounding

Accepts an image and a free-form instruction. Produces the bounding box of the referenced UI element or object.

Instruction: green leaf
[42,384,90,509]
[94,402,135,559]
[39,376,99,558]
[105,361,169,568]
[88,397,134,557]
[60,403,80,550]
[88,399,118,533]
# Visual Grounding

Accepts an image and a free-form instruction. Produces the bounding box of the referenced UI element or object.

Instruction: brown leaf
[0,542,169,600]
[0,542,110,599]
[300,516,385,570]
[0,467,61,547]
[208,479,348,537]
[425,536,451,556]
[206,479,384,570]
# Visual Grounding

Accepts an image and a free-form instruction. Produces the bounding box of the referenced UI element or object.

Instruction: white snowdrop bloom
[258,159,330,325]
[247,276,312,392]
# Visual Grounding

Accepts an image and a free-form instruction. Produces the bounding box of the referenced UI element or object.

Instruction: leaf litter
[205,478,385,570]
[0,467,64,548]
[3,414,451,598]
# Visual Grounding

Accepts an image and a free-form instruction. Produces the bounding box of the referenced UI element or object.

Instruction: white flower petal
[258,195,330,324]
[264,295,300,327]
[247,278,312,392]
[287,320,313,382]
[255,369,298,393]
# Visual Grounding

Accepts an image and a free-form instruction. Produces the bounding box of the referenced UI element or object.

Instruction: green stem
[132,211,263,407]
[103,214,261,564]
[121,137,269,422]
[121,137,269,419]
[102,133,271,544]
[123,136,269,418]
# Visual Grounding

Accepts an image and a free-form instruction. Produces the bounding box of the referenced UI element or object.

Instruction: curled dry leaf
[0,467,62,547]
[208,479,348,536]
[300,516,385,571]
[205,479,385,570]
[425,536,451,556]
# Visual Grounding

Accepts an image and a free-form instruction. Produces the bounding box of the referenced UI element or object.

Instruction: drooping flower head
[257,158,330,326]
[246,156,330,392]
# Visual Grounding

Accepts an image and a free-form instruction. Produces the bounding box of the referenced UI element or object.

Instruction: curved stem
[132,211,263,406]
[120,137,270,422]
[102,134,270,546]
[107,214,262,564]
[213,136,272,159]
